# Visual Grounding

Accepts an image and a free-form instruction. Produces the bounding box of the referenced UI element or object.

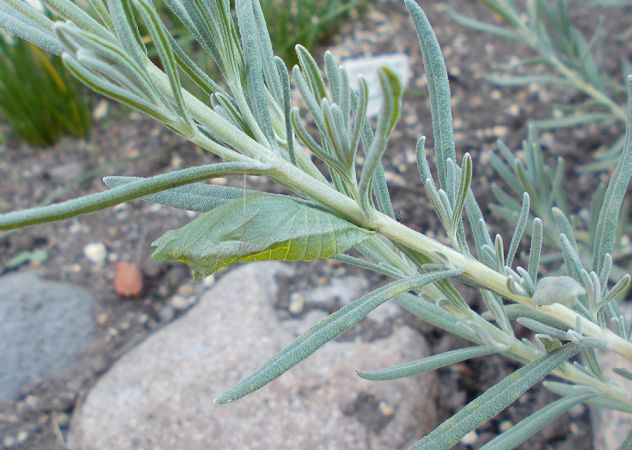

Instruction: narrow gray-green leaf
[481,393,595,450]
[333,254,404,279]
[396,293,479,343]
[358,66,402,212]
[135,0,194,134]
[405,0,455,188]
[528,218,543,284]
[44,0,112,37]
[602,274,631,306]
[295,44,327,102]
[506,193,530,269]
[236,0,275,146]
[357,346,495,381]
[167,32,222,95]
[484,73,568,87]
[409,344,581,450]
[103,176,258,211]
[0,10,62,54]
[451,153,472,230]
[275,57,295,163]
[61,52,174,125]
[447,8,520,41]
[0,0,63,54]
[106,0,146,65]
[0,162,269,230]
[215,269,461,404]
[250,0,282,103]
[593,76,632,273]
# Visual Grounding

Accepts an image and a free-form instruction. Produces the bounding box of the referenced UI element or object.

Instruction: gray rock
[591,305,632,450]
[69,262,437,450]
[305,275,368,308]
[0,272,96,401]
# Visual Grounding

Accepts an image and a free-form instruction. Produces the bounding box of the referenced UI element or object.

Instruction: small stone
[137,314,149,324]
[461,431,478,445]
[493,126,508,139]
[169,296,189,311]
[68,222,82,234]
[16,431,28,444]
[96,314,108,326]
[83,243,107,266]
[159,306,175,322]
[499,420,513,432]
[112,262,143,297]
[92,99,108,120]
[288,292,306,315]
[177,284,194,296]
[3,436,15,447]
[378,401,395,416]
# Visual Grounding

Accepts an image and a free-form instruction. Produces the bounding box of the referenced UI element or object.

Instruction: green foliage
[152,193,373,280]
[259,0,369,65]
[1,0,632,447]
[0,34,91,146]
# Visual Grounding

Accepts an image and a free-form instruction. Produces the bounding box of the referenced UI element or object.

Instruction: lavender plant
[449,0,628,171]
[1,0,632,447]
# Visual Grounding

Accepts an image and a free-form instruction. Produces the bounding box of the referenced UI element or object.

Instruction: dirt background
[1,0,630,448]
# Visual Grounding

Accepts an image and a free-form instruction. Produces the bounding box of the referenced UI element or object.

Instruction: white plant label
[341,53,410,117]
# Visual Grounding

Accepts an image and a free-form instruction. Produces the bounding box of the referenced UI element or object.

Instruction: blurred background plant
[446,0,632,295]
[0,33,92,147]
[448,0,629,171]
[258,0,370,65]
[151,0,371,87]
[489,126,632,285]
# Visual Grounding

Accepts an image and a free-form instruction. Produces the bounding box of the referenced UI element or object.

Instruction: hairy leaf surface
[152,193,372,279]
